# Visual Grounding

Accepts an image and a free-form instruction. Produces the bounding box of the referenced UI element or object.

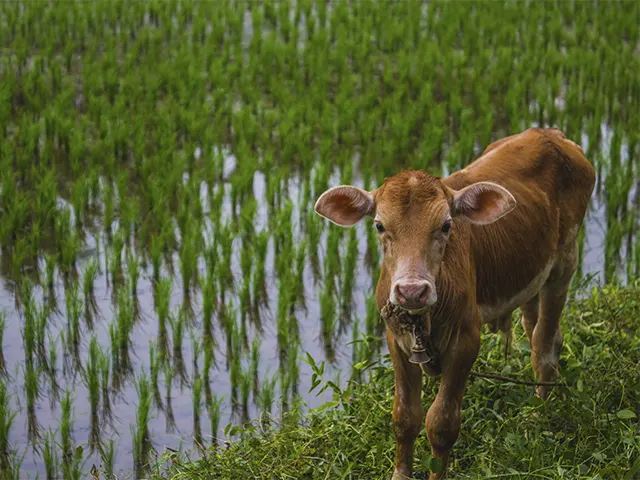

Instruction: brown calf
[314,128,596,479]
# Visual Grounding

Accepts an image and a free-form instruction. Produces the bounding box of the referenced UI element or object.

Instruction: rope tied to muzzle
[380,302,440,370]
[380,302,566,388]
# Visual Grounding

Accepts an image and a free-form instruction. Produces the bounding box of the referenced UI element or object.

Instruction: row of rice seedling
[0,0,637,476]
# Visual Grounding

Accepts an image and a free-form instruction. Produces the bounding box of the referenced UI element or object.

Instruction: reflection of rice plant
[0,312,6,376]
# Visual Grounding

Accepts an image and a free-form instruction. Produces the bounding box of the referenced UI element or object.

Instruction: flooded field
[0,1,638,478]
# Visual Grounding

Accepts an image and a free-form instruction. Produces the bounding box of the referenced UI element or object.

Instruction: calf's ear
[451,182,516,225]
[314,186,375,227]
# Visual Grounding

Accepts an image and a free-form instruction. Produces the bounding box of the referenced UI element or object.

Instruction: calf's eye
[375,222,385,233]
[441,221,451,234]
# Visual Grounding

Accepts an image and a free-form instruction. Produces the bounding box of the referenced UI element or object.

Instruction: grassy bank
[146,282,640,480]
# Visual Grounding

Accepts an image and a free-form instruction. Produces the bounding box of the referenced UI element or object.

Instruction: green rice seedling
[323,227,342,289]
[340,227,359,315]
[319,281,336,361]
[127,249,140,298]
[99,348,111,424]
[57,212,80,277]
[132,371,153,479]
[192,373,203,448]
[150,234,164,285]
[34,299,50,365]
[108,321,121,390]
[163,360,176,433]
[116,287,134,376]
[149,341,163,410]
[303,211,322,283]
[46,333,59,406]
[64,280,83,367]
[229,348,241,410]
[207,394,223,447]
[201,271,216,346]
[258,372,276,427]
[42,430,58,480]
[250,336,261,400]
[203,339,215,405]
[99,439,115,480]
[82,258,99,328]
[292,239,308,308]
[24,361,40,443]
[154,277,172,360]
[20,280,37,368]
[170,312,186,383]
[240,367,252,422]
[0,378,16,474]
[287,340,300,399]
[251,230,269,309]
[217,224,234,304]
[85,335,101,450]
[0,312,7,377]
[108,230,125,290]
[44,254,57,309]
[219,301,234,370]
[191,332,202,380]
[179,224,201,300]
[10,237,29,281]
[59,390,73,470]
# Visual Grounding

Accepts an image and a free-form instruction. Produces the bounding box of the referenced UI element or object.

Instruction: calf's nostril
[394,284,407,303]
[418,284,429,302]
[396,282,430,306]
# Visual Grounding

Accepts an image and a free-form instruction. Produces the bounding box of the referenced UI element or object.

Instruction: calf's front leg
[388,329,424,480]
[425,332,479,479]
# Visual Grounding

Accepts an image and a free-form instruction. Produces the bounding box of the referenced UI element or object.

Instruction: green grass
[150,282,640,480]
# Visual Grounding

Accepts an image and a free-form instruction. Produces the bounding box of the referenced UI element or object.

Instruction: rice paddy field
[0,0,638,478]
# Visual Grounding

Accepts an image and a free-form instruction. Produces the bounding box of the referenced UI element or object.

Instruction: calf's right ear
[314,186,375,227]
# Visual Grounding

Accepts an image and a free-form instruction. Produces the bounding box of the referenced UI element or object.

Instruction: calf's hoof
[535,384,550,399]
[392,469,412,480]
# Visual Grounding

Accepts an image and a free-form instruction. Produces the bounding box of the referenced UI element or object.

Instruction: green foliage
[151,283,640,479]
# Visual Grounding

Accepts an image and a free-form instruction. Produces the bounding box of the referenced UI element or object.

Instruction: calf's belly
[479,260,554,323]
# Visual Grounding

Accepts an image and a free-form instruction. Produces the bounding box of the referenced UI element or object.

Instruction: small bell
[408,347,431,364]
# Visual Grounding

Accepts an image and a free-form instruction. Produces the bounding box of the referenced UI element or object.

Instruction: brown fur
[315,128,596,479]
[374,128,595,479]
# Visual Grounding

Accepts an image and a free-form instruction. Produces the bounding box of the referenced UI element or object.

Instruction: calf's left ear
[314,185,375,227]
[451,182,516,225]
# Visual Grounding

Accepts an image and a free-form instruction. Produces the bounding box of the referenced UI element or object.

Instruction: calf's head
[315,170,516,312]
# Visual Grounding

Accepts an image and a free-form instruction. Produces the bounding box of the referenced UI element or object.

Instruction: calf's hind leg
[520,294,539,345]
[530,246,578,398]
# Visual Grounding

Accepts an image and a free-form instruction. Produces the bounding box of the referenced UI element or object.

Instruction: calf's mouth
[380,302,438,368]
